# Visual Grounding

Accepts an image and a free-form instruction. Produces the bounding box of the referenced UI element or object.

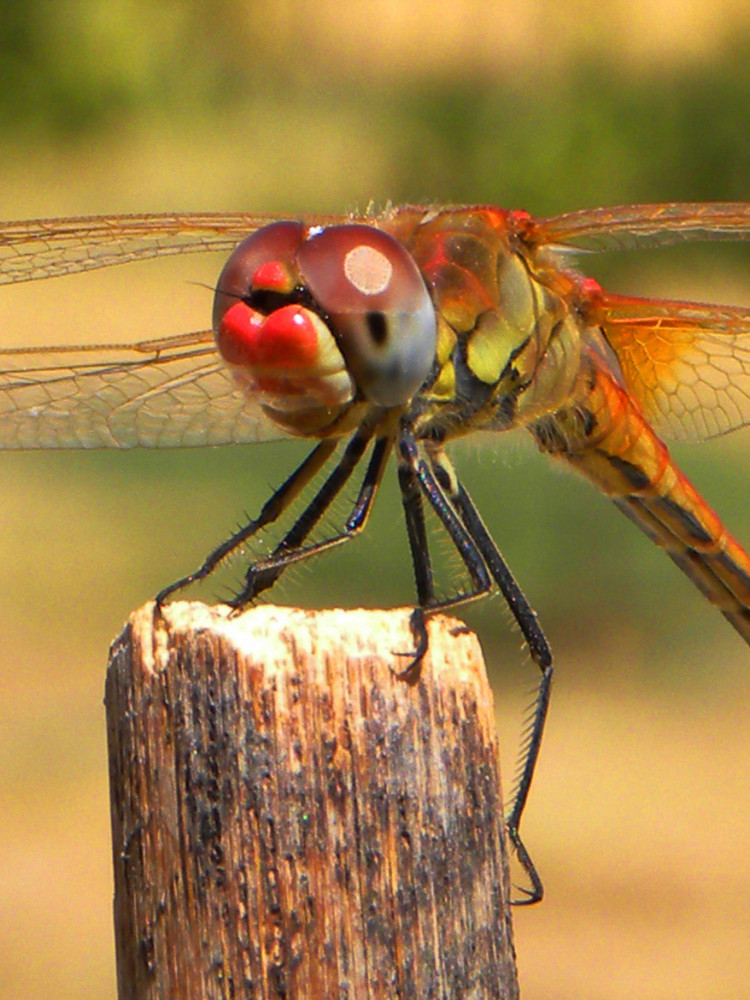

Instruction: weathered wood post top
[106,602,519,999]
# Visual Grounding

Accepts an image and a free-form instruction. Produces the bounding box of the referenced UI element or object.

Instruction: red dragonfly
[2,202,750,900]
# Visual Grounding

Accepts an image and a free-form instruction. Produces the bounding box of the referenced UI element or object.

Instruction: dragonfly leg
[392,462,434,674]
[393,427,506,677]
[397,428,494,614]
[154,438,339,606]
[446,473,553,670]
[503,661,552,905]
[412,438,554,904]
[448,471,553,904]
[398,461,436,608]
[229,430,391,607]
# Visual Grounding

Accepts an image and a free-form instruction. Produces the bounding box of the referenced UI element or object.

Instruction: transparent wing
[0,331,288,448]
[593,292,750,441]
[0,211,364,449]
[0,211,352,284]
[526,202,750,252]
[8,204,750,283]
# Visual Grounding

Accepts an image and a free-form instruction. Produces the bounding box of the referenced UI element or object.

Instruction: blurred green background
[1,2,750,998]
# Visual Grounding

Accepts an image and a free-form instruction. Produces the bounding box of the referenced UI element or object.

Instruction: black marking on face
[247,286,316,315]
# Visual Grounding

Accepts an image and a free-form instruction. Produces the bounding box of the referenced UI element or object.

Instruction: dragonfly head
[213,221,437,429]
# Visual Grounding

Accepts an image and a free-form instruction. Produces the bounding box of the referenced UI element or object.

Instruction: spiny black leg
[509,821,544,906]
[240,428,372,598]
[397,461,436,608]
[346,435,392,533]
[446,474,552,669]
[406,607,429,663]
[394,462,434,673]
[155,438,338,606]
[393,425,502,680]
[505,662,552,904]
[431,453,553,904]
[398,428,493,608]
[230,430,390,607]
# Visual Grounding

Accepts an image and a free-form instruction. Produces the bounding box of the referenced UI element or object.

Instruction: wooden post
[106,603,519,1000]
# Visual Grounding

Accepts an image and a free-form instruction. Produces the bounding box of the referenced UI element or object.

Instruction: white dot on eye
[343,245,392,296]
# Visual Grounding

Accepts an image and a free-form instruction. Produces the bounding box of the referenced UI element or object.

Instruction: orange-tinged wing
[0,332,289,448]
[525,202,750,252]
[588,291,750,442]
[511,202,750,443]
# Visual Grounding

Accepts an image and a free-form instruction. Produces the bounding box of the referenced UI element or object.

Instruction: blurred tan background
[1,2,750,997]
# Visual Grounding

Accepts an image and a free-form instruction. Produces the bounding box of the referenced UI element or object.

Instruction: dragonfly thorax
[384,206,586,440]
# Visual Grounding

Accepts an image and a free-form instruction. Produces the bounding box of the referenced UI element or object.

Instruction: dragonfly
[2,202,750,903]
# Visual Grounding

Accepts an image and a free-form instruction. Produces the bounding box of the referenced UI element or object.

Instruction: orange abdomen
[535,353,750,642]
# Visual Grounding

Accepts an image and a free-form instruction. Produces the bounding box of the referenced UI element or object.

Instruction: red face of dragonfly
[211,219,437,434]
[2,200,750,902]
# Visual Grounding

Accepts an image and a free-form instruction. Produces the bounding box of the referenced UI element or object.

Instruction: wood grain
[106,603,518,999]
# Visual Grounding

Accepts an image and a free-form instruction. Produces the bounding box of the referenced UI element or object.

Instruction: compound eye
[297,225,436,407]
[212,221,305,332]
